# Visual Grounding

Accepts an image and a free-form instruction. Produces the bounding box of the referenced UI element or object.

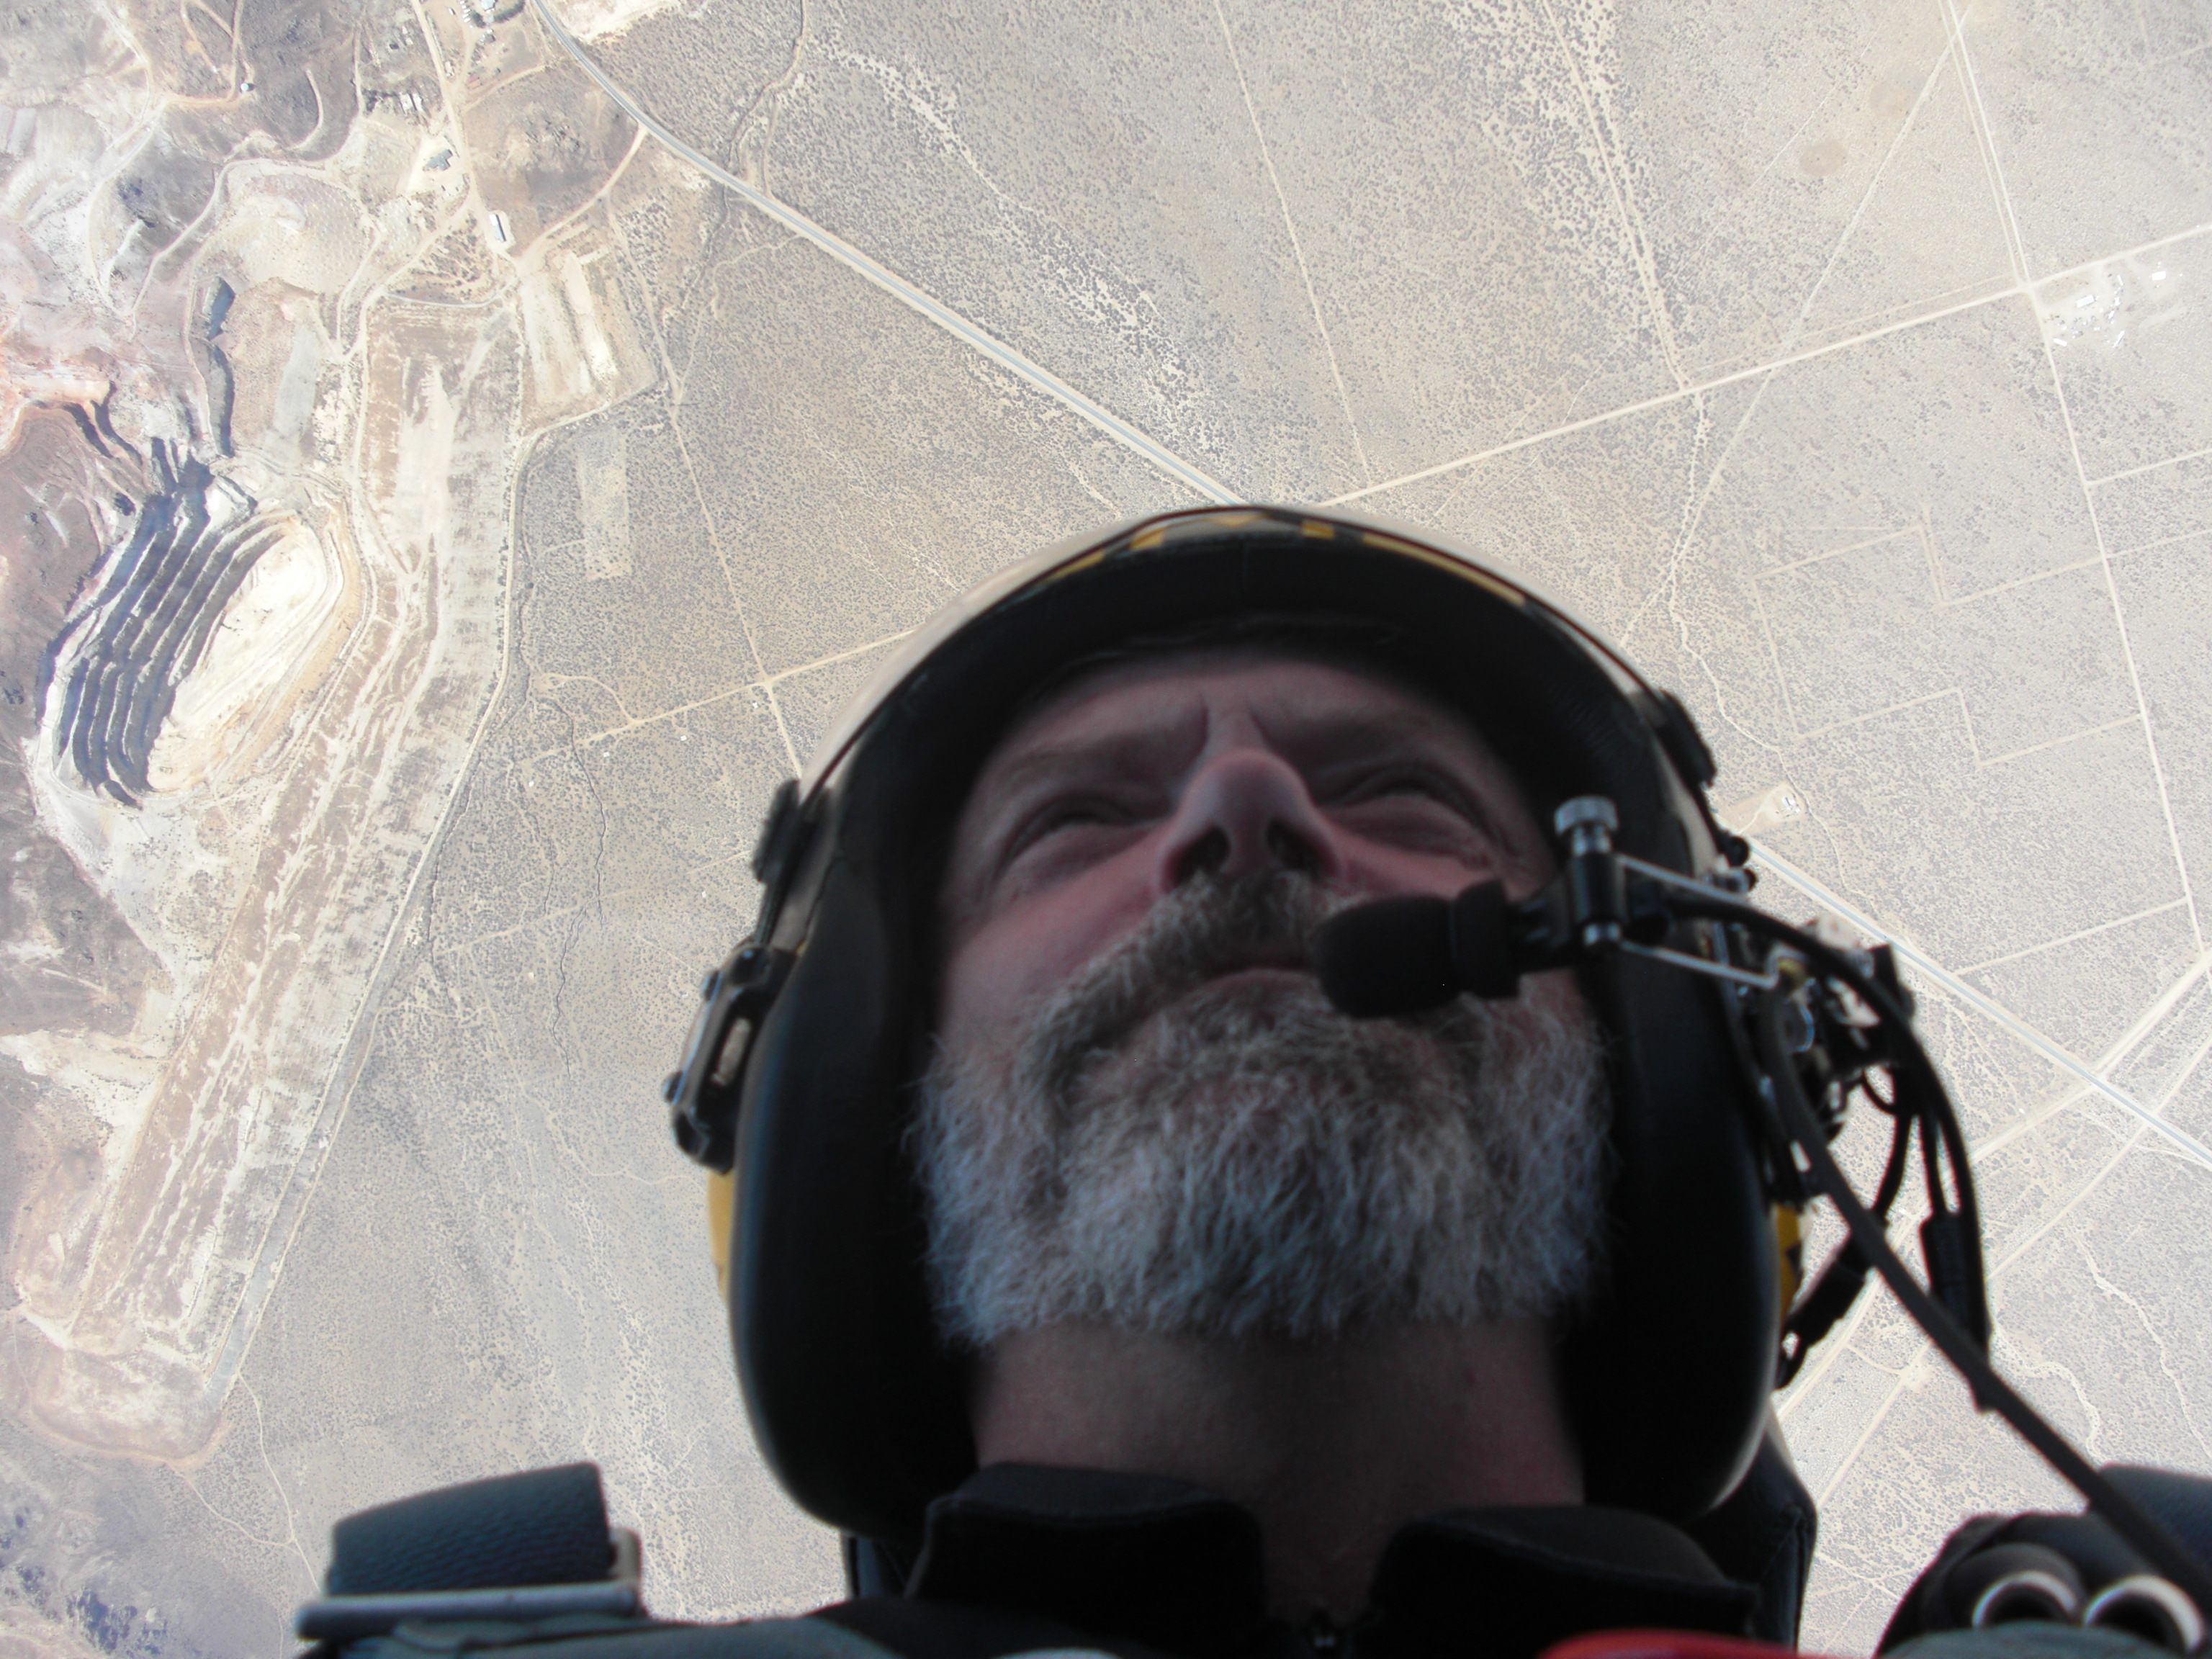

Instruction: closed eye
[1002,795,1135,864]
[1336,766,1469,809]
[1329,765,1515,853]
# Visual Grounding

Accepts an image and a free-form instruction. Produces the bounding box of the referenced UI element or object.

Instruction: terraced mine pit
[47,444,291,805]
[4,1,2212,1655]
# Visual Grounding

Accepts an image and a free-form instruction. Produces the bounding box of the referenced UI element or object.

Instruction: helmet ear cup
[731,859,971,1550]
[1573,951,1778,1516]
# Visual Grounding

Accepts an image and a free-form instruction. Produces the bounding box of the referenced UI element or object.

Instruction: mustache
[916,871,1610,1346]
[1014,871,1362,1108]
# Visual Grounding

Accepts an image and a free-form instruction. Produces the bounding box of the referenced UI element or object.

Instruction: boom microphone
[1313,895,1455,1015]
[1313,881,1526,1016]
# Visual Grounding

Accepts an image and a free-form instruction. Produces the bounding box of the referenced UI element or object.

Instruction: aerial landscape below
[1,0,2210,1653]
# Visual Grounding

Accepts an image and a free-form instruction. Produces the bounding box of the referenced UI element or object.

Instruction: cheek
[1335,842,1547,906]
[938,863,1157,1063]
[1519,965,1588,1022]
[935,933,1028,1067]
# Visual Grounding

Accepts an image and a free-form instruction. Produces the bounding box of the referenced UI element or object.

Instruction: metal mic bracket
[1541,795,1777,992]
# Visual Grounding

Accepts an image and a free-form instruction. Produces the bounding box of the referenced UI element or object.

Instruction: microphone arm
[1312,796,1776,1015]
[1312,796,2212,1619]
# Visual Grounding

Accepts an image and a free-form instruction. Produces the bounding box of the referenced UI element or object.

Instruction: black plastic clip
[1777,1242,1871,1386]
[1552,796,1779,992]
[1920,1213,1992,1357]
[751,780,800,883]
[666,942,793,1171]
[1634,688,1719,790]
[1869,943,1915,1017]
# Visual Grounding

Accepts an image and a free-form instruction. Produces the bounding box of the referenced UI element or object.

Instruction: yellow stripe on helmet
[709,1168,737,1300]
[1773,1202,1805,1322]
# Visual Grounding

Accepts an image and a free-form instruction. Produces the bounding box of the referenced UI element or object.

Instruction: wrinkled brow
[981,722,1199,802]
[1259,704,1475,766]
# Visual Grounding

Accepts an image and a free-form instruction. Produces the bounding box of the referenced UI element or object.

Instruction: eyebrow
[976,724,1193,813]
[1260,704,1464,763]
[978,703,1509,828]
[1310,711,1527,832]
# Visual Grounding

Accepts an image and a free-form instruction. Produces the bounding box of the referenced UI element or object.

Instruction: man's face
[920,649,1609,1348]
[938,650,1555,1069]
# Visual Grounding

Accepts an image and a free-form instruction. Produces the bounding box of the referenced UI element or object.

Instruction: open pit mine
[1,0,670,1645]
[48,443,289,807]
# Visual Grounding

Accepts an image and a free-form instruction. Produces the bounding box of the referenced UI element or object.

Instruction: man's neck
[970,1321,1583,1623]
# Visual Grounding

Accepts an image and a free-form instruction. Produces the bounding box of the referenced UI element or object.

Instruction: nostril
[1266,821,1319,873]
[1174,827,1231,886]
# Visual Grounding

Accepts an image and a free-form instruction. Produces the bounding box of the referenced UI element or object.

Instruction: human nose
[1154,747,1347,892]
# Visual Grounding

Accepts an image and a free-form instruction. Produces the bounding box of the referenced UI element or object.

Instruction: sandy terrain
[1,0,2209,1653]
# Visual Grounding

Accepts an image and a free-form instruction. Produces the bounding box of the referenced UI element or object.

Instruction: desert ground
[1,0,2209,1653]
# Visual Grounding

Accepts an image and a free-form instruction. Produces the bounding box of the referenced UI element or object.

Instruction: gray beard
[914,872,1611,1347]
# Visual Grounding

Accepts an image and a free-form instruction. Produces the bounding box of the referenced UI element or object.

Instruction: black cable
[1863,1064,1902,1116]
[1665,893,2212,1613]
[1776,1107,1911,1388]
[1872,1106,1914,1218]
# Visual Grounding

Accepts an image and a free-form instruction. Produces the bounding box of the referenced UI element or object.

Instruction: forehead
[974,646,1496,782]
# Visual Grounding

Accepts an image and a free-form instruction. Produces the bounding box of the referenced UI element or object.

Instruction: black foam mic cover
[1447,881,1521,1000]
[1314,894,1456,1017]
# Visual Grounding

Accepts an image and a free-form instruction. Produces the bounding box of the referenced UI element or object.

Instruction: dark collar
[906,1465,1758,1659]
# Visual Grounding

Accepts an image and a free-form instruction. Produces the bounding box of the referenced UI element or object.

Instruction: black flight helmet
[673,506,1785,1555]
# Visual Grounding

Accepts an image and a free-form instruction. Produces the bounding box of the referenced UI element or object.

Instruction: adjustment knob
[1554,796,1618,837]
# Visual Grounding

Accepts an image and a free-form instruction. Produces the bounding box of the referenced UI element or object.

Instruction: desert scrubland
[2,0,2211,1654]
